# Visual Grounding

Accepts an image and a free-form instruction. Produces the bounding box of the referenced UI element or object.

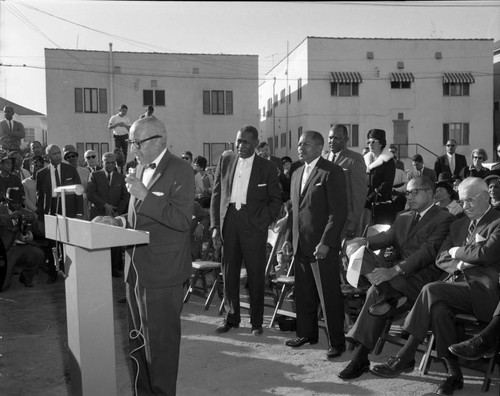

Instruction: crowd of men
[3,101,500,396]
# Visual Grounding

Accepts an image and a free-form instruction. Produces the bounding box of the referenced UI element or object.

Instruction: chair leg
[373,318,392,355]
[269,283,288,328]
[481,337,500,393]
[183,271,200,304]
[204,271,221,311]
[418,332,435,375]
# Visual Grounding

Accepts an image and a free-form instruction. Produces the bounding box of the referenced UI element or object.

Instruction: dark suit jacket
[210,153,282,235]
[434,153,467,178]
[407,167,437,184]
[290,156,347,255]
[436,208,500,322]
[368,205,455,294]
[0,119,25,151]
[87,170,129,219]
[125,150,194,288]
[35,163,83,220]
[325,149,366,233]
[270,156,284,174]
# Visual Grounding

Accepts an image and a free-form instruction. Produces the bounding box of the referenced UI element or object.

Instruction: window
[202,90,233,115]
[280,89,285,104]
[203,142,234,166]
[331,82,359,97]
[274,94,278,108]
[266,98,272,117]
[143,89,165,106]
[75,88,107,113]
[443,123,469,145]
[298,126,303,140]
[274,135,278,150]
[280,133,286,148]
[443,83,469,96]
[289,130,292,150]
[288,85,291,103]
[262,107,266,117]
[391,81,411,89]
[297,78,302,101]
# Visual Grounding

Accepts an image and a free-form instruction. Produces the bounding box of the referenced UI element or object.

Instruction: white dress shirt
[230,153,255,208]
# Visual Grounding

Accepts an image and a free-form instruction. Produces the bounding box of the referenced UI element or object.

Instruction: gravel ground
[0,273,498,396]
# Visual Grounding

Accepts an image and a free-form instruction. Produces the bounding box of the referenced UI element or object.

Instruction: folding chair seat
[418,313,500,393]
[184,260,223,312]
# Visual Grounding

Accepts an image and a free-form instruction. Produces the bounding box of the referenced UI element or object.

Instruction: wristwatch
[394,264,405,276]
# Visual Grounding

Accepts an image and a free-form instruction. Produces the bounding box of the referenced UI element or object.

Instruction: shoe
[251,326,263,336]
[285,336,318,347]
[449,335,496,360]
[215,321,239,334]
[338,359,370,380]
[327,344,346,359]
[369,294,408,317]
[370,356,415,378]
[435,374,464,395]
[19,274,34,288]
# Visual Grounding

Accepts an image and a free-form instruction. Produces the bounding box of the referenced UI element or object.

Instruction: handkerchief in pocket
[152,191,164,196]
[475,233,486,243]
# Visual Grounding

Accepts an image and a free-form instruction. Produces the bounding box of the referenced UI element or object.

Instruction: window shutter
[225,91,233,115]
[155,90,165,106]
[203,91,210,114]
[463,123,469,145]
[143,90,153,106]
[75,88,83,113]
[99,89,107,113]
[352,124,359,147]
[443,83,449,96]
[443,124,449,145]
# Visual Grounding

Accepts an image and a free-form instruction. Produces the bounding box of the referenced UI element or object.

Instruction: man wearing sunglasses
[339,176,455,380]
[434,139,468,179]
[84,150,102,172]
[371,177,500,395]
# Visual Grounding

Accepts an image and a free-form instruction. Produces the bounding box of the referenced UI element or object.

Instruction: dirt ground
[0,273,498,396]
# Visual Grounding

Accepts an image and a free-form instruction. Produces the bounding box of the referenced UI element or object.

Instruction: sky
[1,0,499,115]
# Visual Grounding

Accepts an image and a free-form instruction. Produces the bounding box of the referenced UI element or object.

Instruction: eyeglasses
[367,140,379,145]
[85,155,96,159]
[65,154,77,160]
[446,144,456,147]
[472,156,484,160]
[405,188,430,197]
[126,135,161,149]
[458,192,483,207]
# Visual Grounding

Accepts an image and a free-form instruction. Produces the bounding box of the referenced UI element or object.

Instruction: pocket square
[258,183,267,187]
[475,233,486,243]
[152,191,164,196]
[315,182,322,186]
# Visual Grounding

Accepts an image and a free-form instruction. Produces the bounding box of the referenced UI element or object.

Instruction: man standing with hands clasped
[123,117,194,395]
[282,130,348,359]
[211,125,282,336]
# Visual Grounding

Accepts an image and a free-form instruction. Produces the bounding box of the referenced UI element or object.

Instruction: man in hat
[0,186,44,291]
[0,149,24,200]
[0,105,25,152]
[63,145,90,220]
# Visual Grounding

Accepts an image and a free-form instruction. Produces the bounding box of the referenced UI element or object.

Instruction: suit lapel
[247,156,261,202]
[227,155,238,194]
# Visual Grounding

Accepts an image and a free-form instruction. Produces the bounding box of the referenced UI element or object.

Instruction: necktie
[147,163,156,170]
[410,213,421,230]
[9,121,12,130]
[450,155,455,174]
[55,165,61,187]
[301,164,312,193]
[107,172,111,186]
[466,220,477,242]
[331,153,337,163]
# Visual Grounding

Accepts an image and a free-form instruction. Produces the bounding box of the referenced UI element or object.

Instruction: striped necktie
[466,220,477,242]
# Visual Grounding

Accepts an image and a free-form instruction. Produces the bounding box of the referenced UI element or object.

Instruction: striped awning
[443,72,475,84]
[330,72,363,83]
[390,72,415,82]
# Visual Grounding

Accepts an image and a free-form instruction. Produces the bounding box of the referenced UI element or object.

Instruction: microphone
[54,184,84,196]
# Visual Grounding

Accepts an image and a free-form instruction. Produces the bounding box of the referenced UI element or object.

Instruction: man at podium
[123,117,194,395]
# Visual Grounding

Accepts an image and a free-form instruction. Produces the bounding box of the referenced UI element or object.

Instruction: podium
[44,215,149,396]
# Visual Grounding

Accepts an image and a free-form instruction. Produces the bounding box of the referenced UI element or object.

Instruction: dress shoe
[338,359,370,380]
[327,344,346,358]
[19,274,34,288]
[435,374,464,395]
[448,335,496,360]
[369,294,408,317]
[370,356,415,378]
[215,321,239,334]
[251,326,263,336]
[285,336,318,347]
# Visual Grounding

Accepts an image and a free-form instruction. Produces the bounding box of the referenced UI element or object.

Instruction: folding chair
[268,257,295,328]
[183,260,223,311]
[419,313,500,393]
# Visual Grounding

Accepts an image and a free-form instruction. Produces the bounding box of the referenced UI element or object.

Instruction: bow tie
[146,163,156,170]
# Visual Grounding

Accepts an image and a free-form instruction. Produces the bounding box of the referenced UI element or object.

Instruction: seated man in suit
[370,177,500,396]
[338,176,455,380]
[87,152,129,277]
[408,154,437,184]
